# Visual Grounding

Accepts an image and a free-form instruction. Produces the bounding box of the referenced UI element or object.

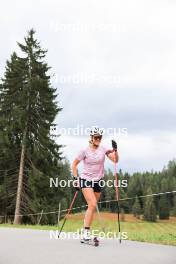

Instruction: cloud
[57,131,176,173]
[1,0,176,172]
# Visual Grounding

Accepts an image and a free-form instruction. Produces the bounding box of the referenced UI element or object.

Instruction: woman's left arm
[107,150,119,163]
[106,139,119,163]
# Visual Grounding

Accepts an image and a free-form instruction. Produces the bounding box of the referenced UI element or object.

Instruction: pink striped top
[76,145,109,181]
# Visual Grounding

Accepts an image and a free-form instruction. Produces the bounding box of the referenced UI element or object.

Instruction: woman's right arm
[72,159,81,177]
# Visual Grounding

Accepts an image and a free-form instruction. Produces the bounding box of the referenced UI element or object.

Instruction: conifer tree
[0,29,63,224]
[132,196,141,219]
[159,195,170,219]
[144,188,157,222]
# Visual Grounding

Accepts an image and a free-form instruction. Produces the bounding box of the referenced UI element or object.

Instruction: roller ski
[80,229,99,247]
[81,237,99,247]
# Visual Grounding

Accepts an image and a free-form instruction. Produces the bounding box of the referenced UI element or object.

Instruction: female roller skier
[72,127,119,242]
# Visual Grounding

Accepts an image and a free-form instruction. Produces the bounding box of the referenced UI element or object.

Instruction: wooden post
[57,203,61,227]
[38,210,43,225]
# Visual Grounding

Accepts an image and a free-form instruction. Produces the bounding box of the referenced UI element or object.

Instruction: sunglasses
[93,136,102,140]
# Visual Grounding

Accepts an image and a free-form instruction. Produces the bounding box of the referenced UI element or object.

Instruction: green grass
[121,222,176,246]
[1,219,176,246]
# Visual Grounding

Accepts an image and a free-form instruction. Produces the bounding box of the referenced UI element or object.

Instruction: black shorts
[80,178,102,193]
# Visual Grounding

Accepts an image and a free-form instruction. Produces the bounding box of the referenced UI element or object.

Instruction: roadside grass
[1,213,176,246]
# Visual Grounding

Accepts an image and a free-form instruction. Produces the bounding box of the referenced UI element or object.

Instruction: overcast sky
[1,0,176,173]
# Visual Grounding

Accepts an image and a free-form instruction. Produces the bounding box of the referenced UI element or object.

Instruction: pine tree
[0,29,63,224]
[159,195,170,219]
[173,195,176,216]
[143,188,157,222]
[132,196,141,219]
[0,55,22,220]
[158,178,170,220]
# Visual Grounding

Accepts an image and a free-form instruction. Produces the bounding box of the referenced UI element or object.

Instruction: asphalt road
[0,228,175,264]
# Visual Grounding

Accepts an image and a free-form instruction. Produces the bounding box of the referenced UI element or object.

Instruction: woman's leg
[94,192,101,203]
[82,188,98,227]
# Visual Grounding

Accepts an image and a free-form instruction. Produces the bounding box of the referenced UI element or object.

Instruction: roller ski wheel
[80,237,99,247]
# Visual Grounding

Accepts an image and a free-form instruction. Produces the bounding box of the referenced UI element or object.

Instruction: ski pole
[114,151,121,244]
[58,191,78,238]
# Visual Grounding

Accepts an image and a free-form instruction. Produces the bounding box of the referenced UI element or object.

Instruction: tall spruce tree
[144,188,157,222]
[132,196,141,219]
[159,195,170,219]
[0,29,63,224]
[173,195,176,216]
[158,179,170,219]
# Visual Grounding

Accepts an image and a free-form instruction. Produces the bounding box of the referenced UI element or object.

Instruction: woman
[72,127,119,241]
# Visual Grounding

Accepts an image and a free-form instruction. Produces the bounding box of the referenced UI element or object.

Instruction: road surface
[0,228,175,264]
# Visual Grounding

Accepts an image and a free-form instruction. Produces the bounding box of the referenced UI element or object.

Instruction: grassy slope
[1,213,176,246]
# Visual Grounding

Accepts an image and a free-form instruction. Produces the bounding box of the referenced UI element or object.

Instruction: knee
[88,201,97,210]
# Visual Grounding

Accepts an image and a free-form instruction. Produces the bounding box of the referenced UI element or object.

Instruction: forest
[0,30,176,225]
